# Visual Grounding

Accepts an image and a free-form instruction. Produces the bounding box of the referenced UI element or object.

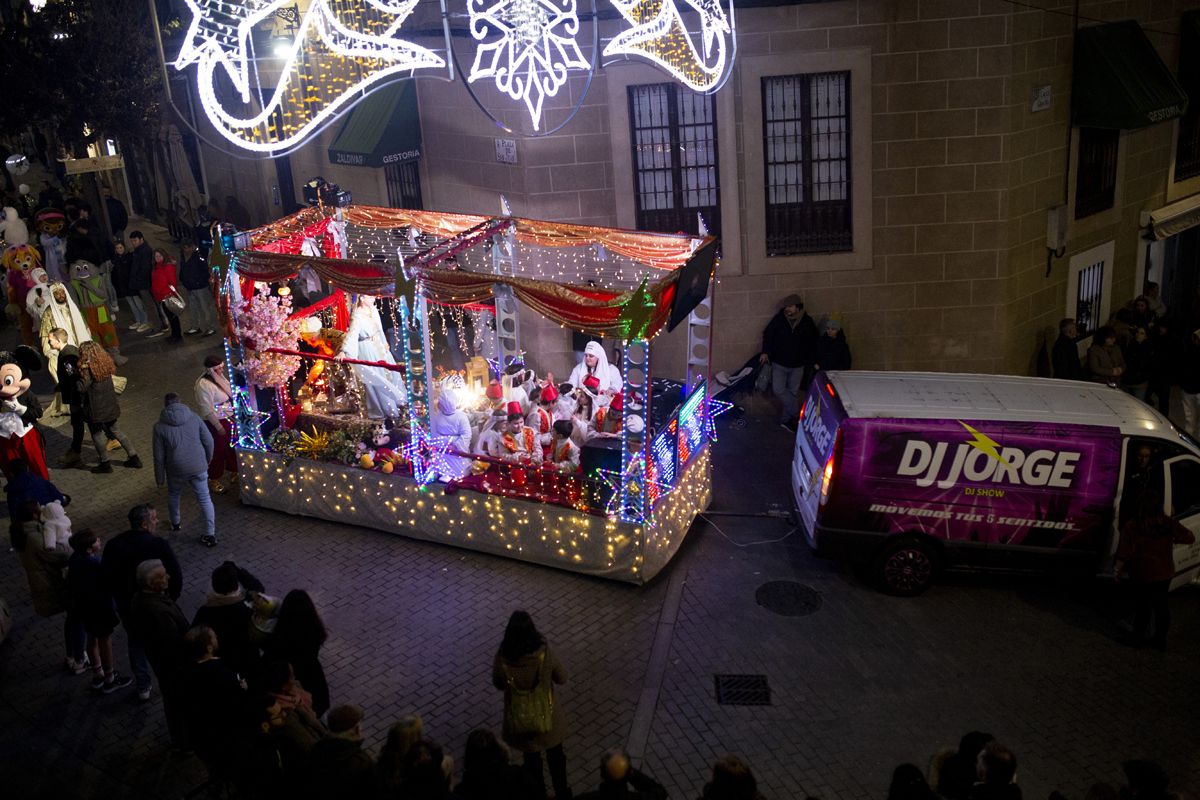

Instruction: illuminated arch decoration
[602,0,735,92]
[176,0,447,153]
[169,0,737,149]
[465,0,590,131]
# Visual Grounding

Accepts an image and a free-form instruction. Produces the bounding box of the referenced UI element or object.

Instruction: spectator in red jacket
[150,248,182,342]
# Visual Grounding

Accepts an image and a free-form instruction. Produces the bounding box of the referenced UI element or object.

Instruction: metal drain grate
[714,674,771,706]
[756,580,822,617]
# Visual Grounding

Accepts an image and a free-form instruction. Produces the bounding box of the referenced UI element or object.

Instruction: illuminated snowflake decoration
[467,0,589,130]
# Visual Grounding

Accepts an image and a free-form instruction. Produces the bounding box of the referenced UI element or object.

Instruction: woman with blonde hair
[76,341,141,473]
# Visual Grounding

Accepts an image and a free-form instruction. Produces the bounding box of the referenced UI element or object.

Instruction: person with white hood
[25,267,52,323]
[430,391,472,480]
[39,282,92,418]
[567,341,622,414]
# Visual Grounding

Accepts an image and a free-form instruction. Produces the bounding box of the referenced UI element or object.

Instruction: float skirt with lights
[217,204,719,583]
[238,445,710,582]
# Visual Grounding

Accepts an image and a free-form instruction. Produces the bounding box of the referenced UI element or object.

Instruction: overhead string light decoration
[603,0,736,93]
[174,0,449,153]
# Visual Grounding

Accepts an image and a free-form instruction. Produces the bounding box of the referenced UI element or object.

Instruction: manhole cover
[755,580,822,616]
[714,674,771,706]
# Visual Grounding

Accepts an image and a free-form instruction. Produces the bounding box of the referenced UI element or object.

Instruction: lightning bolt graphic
[959,421,1013,473]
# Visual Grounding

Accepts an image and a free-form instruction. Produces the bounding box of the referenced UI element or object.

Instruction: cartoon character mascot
[0,346,49,479]
[34,208,67,283]
[2,241,43,347]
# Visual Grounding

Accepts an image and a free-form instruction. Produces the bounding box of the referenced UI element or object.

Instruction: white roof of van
[824,371,1182,439]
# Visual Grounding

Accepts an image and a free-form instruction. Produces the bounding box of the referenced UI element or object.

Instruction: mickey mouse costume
[0,346,49,479]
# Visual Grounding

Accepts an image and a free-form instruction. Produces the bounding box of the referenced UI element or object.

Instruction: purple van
[792,371,1200,594]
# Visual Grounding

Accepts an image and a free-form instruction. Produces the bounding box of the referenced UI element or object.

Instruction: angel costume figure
[341,296,407,420]
[568,340,622,415]
[24,268,51,323]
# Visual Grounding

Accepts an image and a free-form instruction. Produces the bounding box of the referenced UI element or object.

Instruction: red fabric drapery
[289,289,349,330]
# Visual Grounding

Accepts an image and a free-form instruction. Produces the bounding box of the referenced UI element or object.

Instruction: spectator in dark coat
[1051,319,1085,381]
[192,561,260,677]
[66,531,128,691]
[1087,326,1125,386]
[65,220,104,267]
[183,625,251,779]
[493,610,569,800]
[262,589,330,717]
[888,763,938,800]
[814,316,852,373]
[127,231,163,335]
[1121,760,1172,800]
[47,331,85,467]
[377,715,428,798]
[759,293,818,431]
[178,241,218,336]
[77,341,140,473]
[452,728,539,800]
[153,393,216,546]
[308,705,376,799]
[1121,325,1153,401]
[262,660,326,791]
[110,240,149,331]
[1116,490,1196,650]
[575,748,666,800]
[1146,320,1175,416]
[935,731,994,800]
[701,754,764,800]
[100,503,183,700]
[968,742,1021,800]
[128,558,190,747]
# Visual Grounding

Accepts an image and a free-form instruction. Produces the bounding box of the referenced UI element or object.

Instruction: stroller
[711,354,765,419]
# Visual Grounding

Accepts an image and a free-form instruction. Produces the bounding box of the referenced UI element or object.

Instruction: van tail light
[819,428,842,509]
[798,396,808,422]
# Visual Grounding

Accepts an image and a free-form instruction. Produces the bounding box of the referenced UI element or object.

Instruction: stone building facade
[190,0,1200,380]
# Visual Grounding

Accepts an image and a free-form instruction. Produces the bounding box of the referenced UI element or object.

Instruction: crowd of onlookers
[7,500,1188,799]
[1050,282,1200,439]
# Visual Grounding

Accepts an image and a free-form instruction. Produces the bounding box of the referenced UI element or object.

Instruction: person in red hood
[149,248,182,342]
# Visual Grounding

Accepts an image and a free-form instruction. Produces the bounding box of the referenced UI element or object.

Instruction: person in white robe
[430,392,473,480]
[567,341,621,414]
[341,295,407,420]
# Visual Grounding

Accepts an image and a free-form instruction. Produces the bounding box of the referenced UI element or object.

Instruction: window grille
[1075,258,1105,337]
[762,71,852,256]
[1175,109,1200,182]
[1075,127,1119,219]
[386,161,423,210]
[628,83,720,239]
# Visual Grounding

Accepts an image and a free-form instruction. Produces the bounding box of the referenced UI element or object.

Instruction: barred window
[385,160,423,210]
[628,83,720,239]
[1075,127,1119,219]
[762,71,852,256]
[1175,109,1200,182]
[1075,258,1105,337]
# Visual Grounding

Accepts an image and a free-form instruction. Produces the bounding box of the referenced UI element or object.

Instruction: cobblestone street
[0,322,1197,799]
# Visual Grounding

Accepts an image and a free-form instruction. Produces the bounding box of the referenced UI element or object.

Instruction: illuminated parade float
[216,206,720,582]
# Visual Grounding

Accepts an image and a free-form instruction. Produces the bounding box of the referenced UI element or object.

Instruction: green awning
[1072,20,1188,130]
[328,82,422,168]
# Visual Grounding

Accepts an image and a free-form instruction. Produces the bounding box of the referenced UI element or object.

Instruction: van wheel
[873,537,939,596]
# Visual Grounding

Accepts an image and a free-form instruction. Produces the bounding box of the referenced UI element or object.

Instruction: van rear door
[1163,454,1200,590]
[792,374,846,547]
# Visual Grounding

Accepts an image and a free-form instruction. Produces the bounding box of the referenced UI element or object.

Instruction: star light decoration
[466,0,590,130]
[232,386,272,450]
[603,0,734,92]
[403,424,454,486]
[616,277,657,343]
[594,456,674,524]
[175,0,446,152]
